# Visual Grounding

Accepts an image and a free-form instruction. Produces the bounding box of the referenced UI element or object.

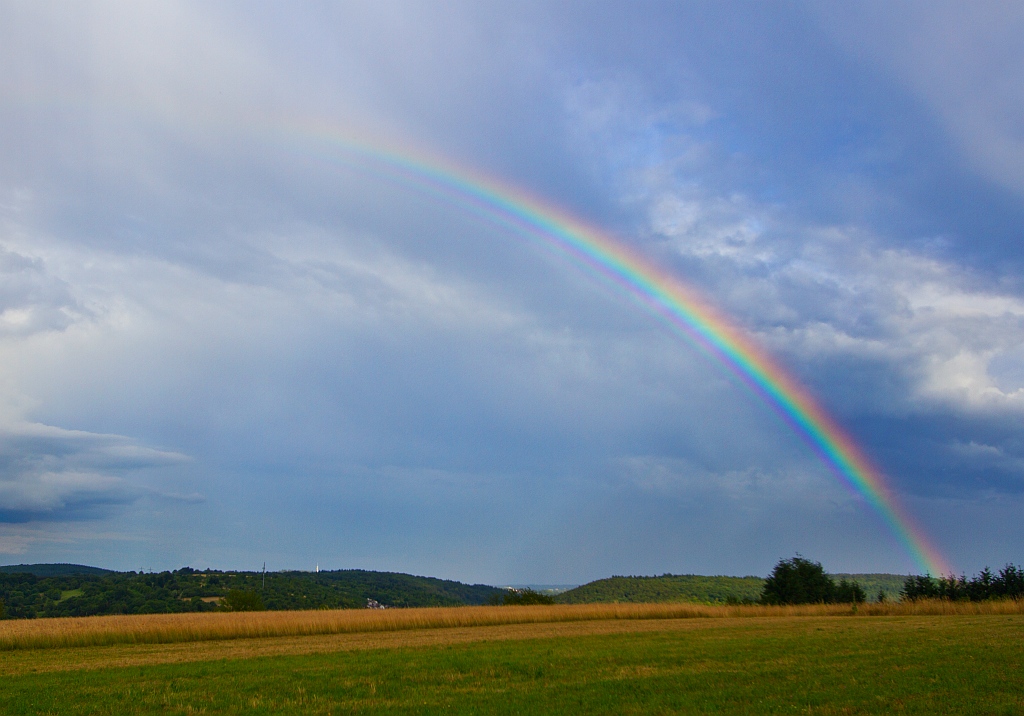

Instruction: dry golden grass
[0,615,746,676]
[2,599,1021,652]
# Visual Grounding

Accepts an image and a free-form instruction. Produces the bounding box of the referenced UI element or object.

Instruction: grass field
[1,603,1022,713]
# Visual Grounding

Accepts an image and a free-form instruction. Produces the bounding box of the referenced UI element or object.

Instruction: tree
[901,574,938,600]
[760,556,835,605]
[220,589,265,612]
[834,578,866,604]
[997,564,1024,599]
[938,574,968,601]
[967,567,994,601]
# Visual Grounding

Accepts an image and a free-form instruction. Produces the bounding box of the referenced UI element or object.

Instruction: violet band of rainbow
[288,120,950,577]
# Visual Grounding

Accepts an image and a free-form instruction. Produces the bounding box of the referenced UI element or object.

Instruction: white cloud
[641,178,1024,413]
[650,193,768,264]
[0,239,84,337]
[553,16,1024,423]
[0,1,281,138]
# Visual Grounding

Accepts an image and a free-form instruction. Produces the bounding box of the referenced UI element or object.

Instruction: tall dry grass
[2,599,1021,651]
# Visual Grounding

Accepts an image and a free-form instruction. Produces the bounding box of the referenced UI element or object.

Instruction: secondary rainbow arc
[286,120,950,577]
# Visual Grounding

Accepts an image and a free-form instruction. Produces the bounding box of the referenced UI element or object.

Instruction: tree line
[0,567,503,619]
[759,556,1024,605]
[901,564,1024,601]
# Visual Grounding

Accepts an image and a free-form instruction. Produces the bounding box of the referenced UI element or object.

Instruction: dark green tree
[760,556,835,605]
[834,578,866,604]
[901,574,938,600]
[490,588,555,605]
[967,567,994,601]
[997,564,1024,598]
[938,574,968,601]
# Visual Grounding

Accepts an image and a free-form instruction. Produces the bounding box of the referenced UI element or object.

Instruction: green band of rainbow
[282,120,949,577]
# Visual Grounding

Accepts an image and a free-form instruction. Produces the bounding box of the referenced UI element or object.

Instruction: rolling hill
[556,573,910,604]
[0,566,503,619]
[0,564,116,577]
[556,574,765,604]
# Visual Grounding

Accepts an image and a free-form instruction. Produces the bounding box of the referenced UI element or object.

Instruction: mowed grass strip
[5,615,911,676]
[0,617,727,675]
[0,615,1021,714]
[3,598,1023,651]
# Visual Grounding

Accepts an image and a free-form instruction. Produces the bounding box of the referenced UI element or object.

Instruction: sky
[0,1,1023,583]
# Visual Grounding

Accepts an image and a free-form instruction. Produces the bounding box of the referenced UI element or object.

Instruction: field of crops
[3,598,1023,651]
[2,602,1022,713]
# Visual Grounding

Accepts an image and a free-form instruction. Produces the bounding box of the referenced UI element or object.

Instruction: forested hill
[556,575,765,604]
[300,570,501,608]
[556,573,910,604]
[0,564,115,577]
[0,566,503,619]
[831,574,909,601]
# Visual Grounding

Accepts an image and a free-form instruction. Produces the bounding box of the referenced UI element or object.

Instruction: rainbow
[284,121,949,577]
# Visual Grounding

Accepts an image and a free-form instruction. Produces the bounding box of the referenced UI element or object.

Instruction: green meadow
[2,613,1021,714]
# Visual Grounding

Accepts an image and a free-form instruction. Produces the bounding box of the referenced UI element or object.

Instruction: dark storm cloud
[0,421,189,522]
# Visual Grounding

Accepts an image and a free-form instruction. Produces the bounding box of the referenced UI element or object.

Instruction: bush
[725,595,757,605]
[220,590,265,612]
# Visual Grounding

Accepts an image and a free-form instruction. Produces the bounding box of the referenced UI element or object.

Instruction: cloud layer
[0,2,1022,580]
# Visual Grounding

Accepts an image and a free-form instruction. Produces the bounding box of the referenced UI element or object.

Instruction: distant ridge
[0,563,117,577]
[288,568,502,607]
[0,566,504,619]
